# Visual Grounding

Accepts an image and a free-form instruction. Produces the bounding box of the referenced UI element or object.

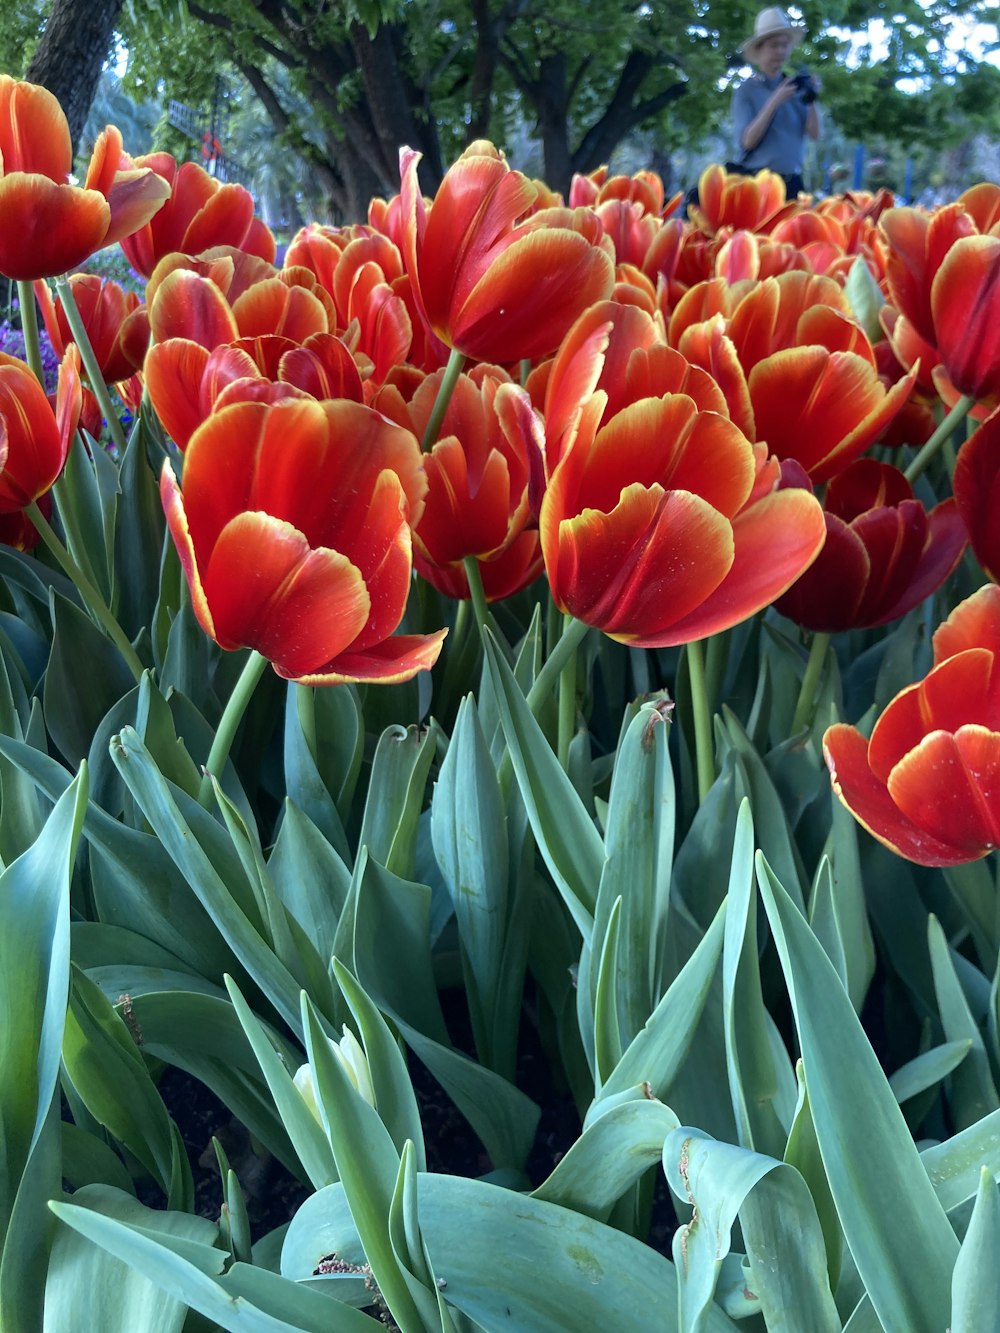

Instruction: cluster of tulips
[1,70,998,869]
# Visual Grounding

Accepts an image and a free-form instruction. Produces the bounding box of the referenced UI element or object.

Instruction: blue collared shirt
[731,72,809,175]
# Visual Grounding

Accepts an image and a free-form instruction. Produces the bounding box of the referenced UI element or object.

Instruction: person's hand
[770,78,800,106]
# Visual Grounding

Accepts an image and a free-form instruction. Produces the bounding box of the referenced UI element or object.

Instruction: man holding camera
[730,7,821,198]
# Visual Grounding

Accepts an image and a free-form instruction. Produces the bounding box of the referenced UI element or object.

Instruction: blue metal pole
[853,143,865,190]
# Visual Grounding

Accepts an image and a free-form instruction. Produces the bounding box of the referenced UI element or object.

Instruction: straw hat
[741,7,805,62]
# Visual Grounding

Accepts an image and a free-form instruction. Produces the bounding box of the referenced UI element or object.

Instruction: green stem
[791,631,831,735]
[525,615,590,717]
[16,280,45,386]
[198,650,270,808]
[556,613,578,769]
[686,637,715,803]
[26,499,145,683]
[903,394,975,484]
[295,683,317,760]
[54,275,128,456]
[463,555,491,640]
[420,346,466,452]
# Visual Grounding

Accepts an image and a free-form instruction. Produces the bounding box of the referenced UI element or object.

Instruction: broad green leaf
[61,966,193,1209]
[50,1193,371,1332]
[844,254,886,343]
[300,996,423,1333]
[387,1142,445,1329]
[332,959,425,1169]
[431,693,509,1068]
[53,429,118,602]
[951,1167,1000,1332]
[591,896,624,1085]
[283,1174,741,1331]
[0,770,87,1333]
[268,800,351,966]
[664,1127,839,1333]
[922,1108,1000,1212]
[722,800,787,1158]
[532,1092,680,1220]
[0,735,237,979]
[111,727,304,1031]
[0,644,45,862]
[113,411,167,640]
[757,853,959,1333]
[44,1185,216,1332]
[784,1063,842,1286]
[597,900,726,1105]
[358,723,437,880]
[483,631,602,939]
[927,914,1000,1129]
[824,795,876,1011]
[889,1040,973,1106]
[60,1122,135,1196]
[44,591,137,765]
[282,684,351,861]
[224,977,338,1190]
[589,698,675,1051]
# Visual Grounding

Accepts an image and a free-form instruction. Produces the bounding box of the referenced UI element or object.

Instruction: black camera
[790,70,817,103]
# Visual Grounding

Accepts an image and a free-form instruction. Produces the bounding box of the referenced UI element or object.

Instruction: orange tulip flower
[690,165,790,236]
[776,458,967,631]
[749,347,917,483]
[539,386,825,647]
[161,397,445,684]
[374,365,543,602]
[120,154,275,279]
[954,406,1000,583]
[824,583,1000,866]
[930,234,1000,402]
[399,141,614,363]
[34,273,142,384]
[0,77,170,280]
[0,347,81,511]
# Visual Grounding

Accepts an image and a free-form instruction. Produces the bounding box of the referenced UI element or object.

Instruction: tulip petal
[643,486,826,646]
[0,75,72,179]
[954,408,1000,582]
[297,629,447,686]
[149,269,239,348]
[554,483,734,635]
[931,235,1000,400]
[144,340,214,450]
[823,723,972,867]
[887,726,1000,856]
[0,175,109,280]
[932,583,1000,665]
[868,649,999,782]
[203,511,370,673]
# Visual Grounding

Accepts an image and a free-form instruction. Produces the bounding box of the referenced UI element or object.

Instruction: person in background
[730,7,821,198]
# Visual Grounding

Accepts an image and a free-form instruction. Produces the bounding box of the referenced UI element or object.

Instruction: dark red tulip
[776,458,967,630]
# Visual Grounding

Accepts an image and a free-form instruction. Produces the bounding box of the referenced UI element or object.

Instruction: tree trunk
[26,0,124,155]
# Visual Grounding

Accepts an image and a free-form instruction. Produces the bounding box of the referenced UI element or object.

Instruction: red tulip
[0,347,81,511]
[776,458,967,630]
[120,154,275,279]
[539,387,826,647]
[0,77,170,280]
[954,406,1000,582]
[399,141,614,363]
[824,583,1000,866]
[691,165,790,236]
[161,398,445,683]
[749,347,917,483]
[930,234,1000,403]
[33,273,142,384]
[375,365,543,601]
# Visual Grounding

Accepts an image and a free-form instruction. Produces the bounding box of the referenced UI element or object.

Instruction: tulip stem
[686,638,715,803]
[16,280,45,387]
[198,649,270,809]
[26,499,145,683]
[903,394,975,484]
[420,347,466,452]
[791,631,831,735]
[463,556,491,639]
[54,275,128,456]
[526,615,589,717]
[557,613,578,769]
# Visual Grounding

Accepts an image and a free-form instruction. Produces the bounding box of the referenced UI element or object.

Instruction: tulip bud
[293,1026,376,1120]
